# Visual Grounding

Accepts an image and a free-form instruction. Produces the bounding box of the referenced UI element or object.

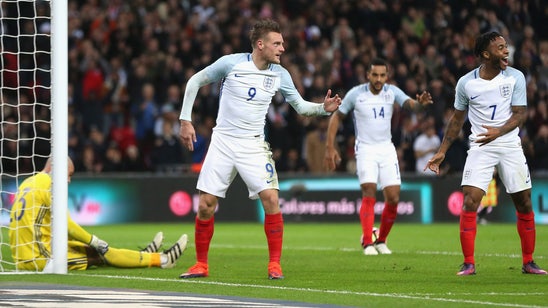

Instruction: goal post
[48,0,69,274]
[0,0,68,274]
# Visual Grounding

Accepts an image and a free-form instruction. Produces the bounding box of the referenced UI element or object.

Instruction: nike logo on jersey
[266,179,274,184]
[234,73,243,77]
[470,95,480,100]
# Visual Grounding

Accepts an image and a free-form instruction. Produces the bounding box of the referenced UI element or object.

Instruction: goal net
[1,0,68,274]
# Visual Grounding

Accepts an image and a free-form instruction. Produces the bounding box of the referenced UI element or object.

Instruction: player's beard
[371,82,383,94]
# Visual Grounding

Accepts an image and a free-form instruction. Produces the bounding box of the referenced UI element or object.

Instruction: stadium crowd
[1,0,547,175]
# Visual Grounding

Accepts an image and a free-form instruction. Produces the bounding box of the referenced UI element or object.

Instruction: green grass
[1,222,547,307]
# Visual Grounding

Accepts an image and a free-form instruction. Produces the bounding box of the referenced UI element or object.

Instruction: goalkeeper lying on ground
[9,157,187,271]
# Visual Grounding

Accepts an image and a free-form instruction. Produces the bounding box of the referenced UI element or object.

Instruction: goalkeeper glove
[89,235,109,255]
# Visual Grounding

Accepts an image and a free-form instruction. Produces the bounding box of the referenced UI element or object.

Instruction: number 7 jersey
[454,66,526,147]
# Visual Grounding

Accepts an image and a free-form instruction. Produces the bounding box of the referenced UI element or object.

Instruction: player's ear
[482,51,489,59]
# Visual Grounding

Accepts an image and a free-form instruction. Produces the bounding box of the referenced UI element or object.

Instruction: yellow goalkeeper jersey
[9,172,53,267]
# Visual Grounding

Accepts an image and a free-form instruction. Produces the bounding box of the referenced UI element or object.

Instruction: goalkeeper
[9,157,188,271]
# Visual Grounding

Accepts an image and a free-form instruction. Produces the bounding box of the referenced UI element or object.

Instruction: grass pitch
[1,222,547,307]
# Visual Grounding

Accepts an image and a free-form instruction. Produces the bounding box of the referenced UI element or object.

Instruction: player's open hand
[323,89,342,113]
[475,125,501,146]
[424,152,445,175]
[179,120,197,151]
[416,91,433,106]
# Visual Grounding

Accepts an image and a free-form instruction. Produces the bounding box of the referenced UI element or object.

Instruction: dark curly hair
[474,31,503,58]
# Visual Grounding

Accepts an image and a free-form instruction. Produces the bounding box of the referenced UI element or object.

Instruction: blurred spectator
[191,118,213,166]
[123,144,146,172]
[76,143,103,173]
[393,116,418,173]
[413,117,440,176]
[150,120,189,172]
[276,148,307,173]
[3,0,548,175]
[102,142,125,172]
[154,104,180,138]
[532,124,548,172]
[131,82,159,162]
[102,56,129,134]
[441,131,469,176]
[304,117,330,173]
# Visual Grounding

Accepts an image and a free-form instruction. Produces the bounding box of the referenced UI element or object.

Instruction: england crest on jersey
[499,84,511,98]
[264,76,275,90]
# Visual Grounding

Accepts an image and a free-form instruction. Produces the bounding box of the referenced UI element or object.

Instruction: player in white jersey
[425,32,546,275]
[324,58,432,256]
[178,19,341,279]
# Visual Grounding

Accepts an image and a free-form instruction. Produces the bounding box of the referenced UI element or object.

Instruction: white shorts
[355,142,401,189]
[197,132,278,200]
[462,144,531,194]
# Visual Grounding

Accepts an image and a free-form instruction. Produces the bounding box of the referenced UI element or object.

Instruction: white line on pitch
[75,273,547,308]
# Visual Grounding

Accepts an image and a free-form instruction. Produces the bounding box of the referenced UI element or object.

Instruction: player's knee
[386,196,399,205]
[462,197,480,212]
[197,205,215,219]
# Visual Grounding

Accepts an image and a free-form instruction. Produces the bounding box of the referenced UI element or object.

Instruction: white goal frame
[0,0,68,275]
[47,0,68,274]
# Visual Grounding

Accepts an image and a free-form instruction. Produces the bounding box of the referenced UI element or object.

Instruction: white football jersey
[454,66,526,147]
[203,53,303,138]
[339,83,410,145]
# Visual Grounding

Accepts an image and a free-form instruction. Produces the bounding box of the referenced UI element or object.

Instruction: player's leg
[499,149,545,274]
[179,192,217,278]
[359,183,377,255]
[195,193,217,263]
[98,233,187,269]
[101,248,160,268]
[375,148,401,253]
[375,185,400,255]
[355,145,380,255]
[509,189,544,272]
[458,185,484,273]
[512,190,547,274]
[259,188,284,279]
[235,137,284,279]
[180,133,236,279]
[458,147,496,275]
[68,241,102,270]
[378,185,399,242]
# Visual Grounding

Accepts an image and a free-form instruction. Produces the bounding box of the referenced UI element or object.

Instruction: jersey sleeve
[509,68,527,107]
[278,67,303,103]
[203,53,244,82]
[339,86,358,115]
[390,85,411,107]
[453,77,469,111]
[179,53,245,121]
